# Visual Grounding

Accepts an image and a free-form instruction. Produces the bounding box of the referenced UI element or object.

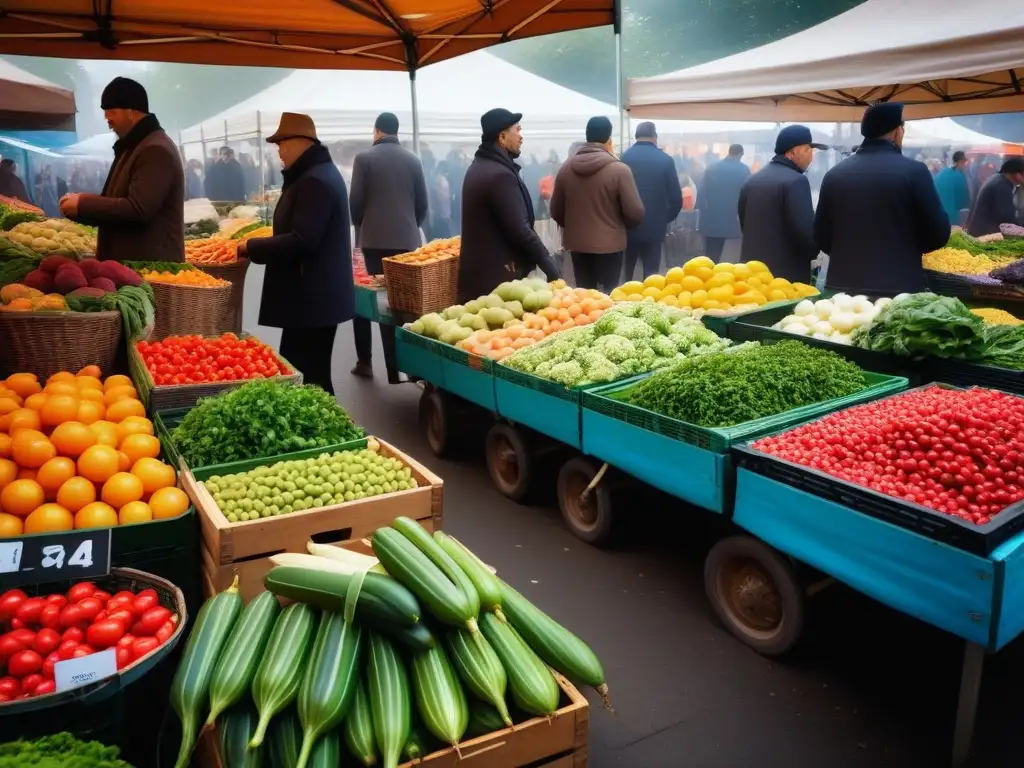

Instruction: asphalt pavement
[241,265,1020,768]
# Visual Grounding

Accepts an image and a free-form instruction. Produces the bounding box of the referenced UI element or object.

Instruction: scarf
[282,143,333,191]
[101,113,162,196]
[475,142,535,227]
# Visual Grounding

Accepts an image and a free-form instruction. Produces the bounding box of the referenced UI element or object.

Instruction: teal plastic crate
[354,285,383,320]
[699,297,807,337]
[395,326,445,385]
[493,365,585,448]
[440,346,497,411]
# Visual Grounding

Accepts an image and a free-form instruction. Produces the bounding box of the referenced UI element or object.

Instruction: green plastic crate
[395,326,445,385]
[699,297,807,336]
[439,346,497,411]
[493,365,592,448]
[354,285,384,320]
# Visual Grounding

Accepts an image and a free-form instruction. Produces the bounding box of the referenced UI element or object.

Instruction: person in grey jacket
[966,157,1024,237]
[737,125,826,282]
[349,112,428,383]
[696,144,750,262]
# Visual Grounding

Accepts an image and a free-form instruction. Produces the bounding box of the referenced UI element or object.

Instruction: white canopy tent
[61,132,115,159]
[628,0,1024,122]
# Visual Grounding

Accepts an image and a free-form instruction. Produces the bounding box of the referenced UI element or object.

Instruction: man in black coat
[239,113,353,396]
[814,102,950,295]
[456,108,561,303]
[738,125,826,282]
[696,144,750,262]
[966,157,1024,237]
[620,121,683,280]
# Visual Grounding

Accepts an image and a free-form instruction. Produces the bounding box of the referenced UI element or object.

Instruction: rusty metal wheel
[420,388,454,458]
[485,423,533,502]
[557,457,615,547]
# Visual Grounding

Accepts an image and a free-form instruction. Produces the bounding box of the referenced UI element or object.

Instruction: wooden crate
[184,437,444,601]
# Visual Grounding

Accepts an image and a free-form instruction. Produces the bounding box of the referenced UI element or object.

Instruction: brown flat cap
[267,112,319,144]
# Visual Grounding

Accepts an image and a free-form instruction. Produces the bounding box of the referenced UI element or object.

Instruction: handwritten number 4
[40,541,94,570]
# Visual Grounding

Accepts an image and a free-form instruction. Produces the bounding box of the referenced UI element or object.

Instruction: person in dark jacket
[620,121,683,280]
[814,102,950,295]
[696,144,750,262]
[184,159,205,201]
[0,159,31,204]
[934,151,971,226]
[205,146,247,202]
[349,112,428,384]
[966,158,1024,237]
[737,125,826,282]
[456,108,561,303]
[238,113,353,396]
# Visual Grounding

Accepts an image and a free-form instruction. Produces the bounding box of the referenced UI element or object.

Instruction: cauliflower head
[549,360,585,387]
[592,334,637,364]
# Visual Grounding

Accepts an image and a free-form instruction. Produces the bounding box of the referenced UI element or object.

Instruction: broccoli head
[637,304,673,335]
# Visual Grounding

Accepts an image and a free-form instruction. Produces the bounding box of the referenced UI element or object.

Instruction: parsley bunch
[0,733,133,767]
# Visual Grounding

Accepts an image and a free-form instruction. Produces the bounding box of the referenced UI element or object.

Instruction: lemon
[665,266,685,284]
[681,275,704,292]
[745,290,768,305]
[694,266,715,282]
[768,277,791,291]
[702,299,722,310]
[746,275,763,289]
[708,285,735,302]
[621,280,644,295]
[642,286,661,299]
[676,292,692,308]
[712,262,735,274]
[643,274,666,290]
[661,283,683,297]
[610,288,627,301]
[684,255,715,272]
[660,295,679,307]
[792,282,818,297]
[768,289,789,302]
[745,260,770,274]
[731,263,751,279]
[705,273,735,289]
[733,281,749,295]
[626,293,644,302]
[690,289,708,308]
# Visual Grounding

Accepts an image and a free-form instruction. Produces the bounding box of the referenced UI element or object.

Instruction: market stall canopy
[0,0,615,70]
[901,118,1013,148]
[627,0,1024,122]
[0,59,76,131]
[61,132,116,160]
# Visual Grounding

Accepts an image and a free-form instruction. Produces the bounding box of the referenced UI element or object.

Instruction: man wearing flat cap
[237,113,353,395]
[814,102,950,294]
[737,125,826,281]
[60,77,184,262]
[457,108,561,302]
[966,157,1024,237]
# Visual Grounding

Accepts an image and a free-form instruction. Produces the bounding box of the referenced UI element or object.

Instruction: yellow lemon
[768,277,791,291]
[694,266,715,282]
[745,290,768,305]
[708,285,735,303]
[626,293,644,302]
[746,275,763,289]
[733,281,749,295]
[702,299,722,310]
[676,292,692,307]
[643,274,666,290]
[681,275,704,292]
[768,289,789,302]
[662,283,682,297]
[660,295,679,307]
[684,256,714,274]
[665,266,685,284]
[745,260,770,274]
[610,288,627,302]
[732,263,751,279]
[712,262,735,274]
[705,273,735,289]
[792,282,818,297]
[621,280,645,295]
[690,289,709,308]
[642,286,661,299]
[785,287,802,300]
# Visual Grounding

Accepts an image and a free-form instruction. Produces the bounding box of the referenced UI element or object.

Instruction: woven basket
[148,280,234,340]
[382,254,459,316]
[196,258,250,334]
[0,310,123,379]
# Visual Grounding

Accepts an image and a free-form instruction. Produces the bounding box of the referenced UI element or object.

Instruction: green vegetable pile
[501,303,730,387]
[185,218,220,239]
[948,230,1024,260]
[122,260,197,275]
[64,284,155,341]
[0,733,134,767]
[1,210,42,231]
[172,379,365,467]
[627,340,868,428]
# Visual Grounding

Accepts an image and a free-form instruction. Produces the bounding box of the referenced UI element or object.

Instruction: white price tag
[0,542,23,574]
[54,648,118,693]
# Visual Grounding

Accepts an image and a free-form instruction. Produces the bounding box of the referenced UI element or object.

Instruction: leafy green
[0,211,42,231]
[851,293,989,360]
[122,260,197,275]
[172,379,365,466]
[0,732,134,767]
[64,285,155,341]
[0,255,38,286]
[947,230,1024,260]
[980,324,1024,370]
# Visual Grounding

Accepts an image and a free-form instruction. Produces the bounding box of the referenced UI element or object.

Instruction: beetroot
[100,260,142,288]
[39,255,76,274]
[79,258,104,280]
[88,277,116,292]
[53,264,87,294]
[22,269,54,293]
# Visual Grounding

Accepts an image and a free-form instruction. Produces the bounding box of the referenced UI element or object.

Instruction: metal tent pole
[410,70,421,155]
[614,0,627,154]
[256,110,265,208]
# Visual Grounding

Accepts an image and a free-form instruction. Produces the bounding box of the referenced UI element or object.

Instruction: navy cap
[586,116,613,144]
[861,102,904,139]
[775,125,827,155]
[481,108,522,142]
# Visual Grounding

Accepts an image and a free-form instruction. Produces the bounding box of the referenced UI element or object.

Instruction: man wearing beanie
[814,102,949,294]
[457,108,561,302]
[965,157,1024,237]
[550,116,644,291]
[60,77,184,262]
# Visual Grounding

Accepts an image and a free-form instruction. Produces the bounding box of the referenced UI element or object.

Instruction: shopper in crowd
[205,146,246,202]
[0,159,31,204]
[430,161,453,240]
[934,151,971,226]
[60,77,184,263]
[737,125,825,282]
[696,144,749,262]
[237,113,352,395]
[621,121,683,280]
[184,159,205,201]
[349,112,428,384]
[36,166,59,217]
[965,157,1024,237]
[814,102,949,295]
[457,108,561,302]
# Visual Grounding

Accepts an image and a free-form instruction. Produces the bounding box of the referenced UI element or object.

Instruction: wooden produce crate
[185,437,444,601]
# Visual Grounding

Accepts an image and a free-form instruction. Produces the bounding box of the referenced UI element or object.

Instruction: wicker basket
[382,254,459,316]
[148,280,234,340]
[0,310,123,379]
[196,258,250,334]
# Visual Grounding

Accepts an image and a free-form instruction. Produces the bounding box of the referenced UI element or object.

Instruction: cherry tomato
[41,651,59,680]
[132,590,159,617]
[0,590,27,623]
[86,620,126,650]
[116,634,136,650]
[92,590,111,605]
[136,607,172,636]
[106,593,135,614]
[154,618,177,644]
[106,609,134,628]
[62,627,84,644]
[39,604,62,631]
[60,604,89,631]
[0,635,26,663]
[45,594,68,610]
[131,637,159,661]
[76,597,104,622]
[7,649,42,678]
[32,679,56,697]
[13,598,45,628]
[67,582,97,604]
[32,628,61,657]
[9,617,26,630]
[7,628,35,645]
[115,645,133,670]
[57,640,79,661]
[19,673,44,693]
[0,676,19,697]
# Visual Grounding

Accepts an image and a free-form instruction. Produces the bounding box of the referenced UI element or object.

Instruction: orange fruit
[0,458,16,489]
[0,478,45,517]
[149,486,189,519]
[0,389,21,406]
[40,395,80,427]
[103,374,133,391]
[36,457,77,498]
[74,501,118,530]
[24,503,74,534]
[88,421,120,447]
[0,436,10,460]
[118,416,154,440]
[44,381,79,397]
[75,377,102,393]
[0,399,18,417]
[101,472,144,509]
[47,371,75,385]
[78,388,104,404]
[131,457,176,493]
[118,500,153,525]
[0,512,23,538]
[50,421,97,458]
[76,400,104,425]
[7,408,41,434]
[11,430,56,468]
[77,365,103,378]
[106,398,145,423]
[77,444,120,484]
[16,469,36,481]
[56,476,97,513]
[119,433,160,465]
[117,451,130,471]
[24,393,48,411]
[103,385,138,406]
[5,373,41,398]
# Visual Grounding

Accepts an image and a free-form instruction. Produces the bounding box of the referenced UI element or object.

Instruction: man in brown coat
[550,116,644,292]
[60,77,184,262]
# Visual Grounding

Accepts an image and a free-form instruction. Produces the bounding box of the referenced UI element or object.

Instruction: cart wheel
[420,389,454,458]
[704,535,804,657]
[557,457,615,547]
[485,423,534,502]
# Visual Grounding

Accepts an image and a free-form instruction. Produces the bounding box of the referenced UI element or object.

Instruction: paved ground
[242,266,1021,768]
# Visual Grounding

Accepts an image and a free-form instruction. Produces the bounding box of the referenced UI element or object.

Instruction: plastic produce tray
[354,284,383,320]
[493,364,587,448]
[921,357,1024,396]
[439,345,497,411]
[924,269,1024,303]
[698,297,807,337]
[395,326,445,386]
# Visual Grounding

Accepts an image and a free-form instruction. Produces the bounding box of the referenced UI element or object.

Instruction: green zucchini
[393,517,480,618]
[296,611,365,768]
[343,678,378,767]
[410,644,468,747]
[206,591,281,727]
[466,700,508,739]
[367,631,411,768]
[389,621,437,652]
[479,612,559,716]
[402,725,430,762]
[268,708,302,768]
[499,580,610,709]
[372,527,477,633]
[434,532,505,620]
[219,701,264,768]
[446,628,511,726]
[170,576,243,768]
[250,602,317,747]
[307,730,341,768]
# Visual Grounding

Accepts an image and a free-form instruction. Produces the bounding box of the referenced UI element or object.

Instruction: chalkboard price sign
[0,530,112,589]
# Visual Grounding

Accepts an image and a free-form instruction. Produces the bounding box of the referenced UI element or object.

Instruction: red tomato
[7,649,42,678]
[131,636,160,661]
[132,590,159,617]
[116,634,136,650]
[136,606,172,636]
[68,582,97,603]
[0,635,26,663]
[93,610,108,624]
[86,620,126,650]
[154,618,177,644]
[92,590,111,605]
[32,679,56,697]
[115,645,132,670]
[57,640,80,660]
[41,651,59,680]
[106,592,135,614]
[39,604,62,631]
[0,676,19,697]
[19,673,44,693]
[107,609,134,628]
[62,627,84,644]
[76,597,104,622]
[7,628,35,645]
[71,646,94,659]
[60,604,89,631]
[32,628,61,657]
[9,617,25,630]
[44,594,68,611]
[0,693,10,702]
[0,590,27,623]
[14,597,46,627]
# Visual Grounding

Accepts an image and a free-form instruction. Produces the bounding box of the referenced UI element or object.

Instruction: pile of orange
[0,366,190,538]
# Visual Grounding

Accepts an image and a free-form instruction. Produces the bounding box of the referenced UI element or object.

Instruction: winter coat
[457,143,560,303]
[76,114,185,263]
[737,156,818,282]
[814,139,950,294]
[966,173,1019,237]
[933,166,971,226]
[246,143,354,329]
[0,168,30,204]
[549,144,644,254]
[350,137,428,252]
[696,157,750,238]
[621,141,683,245]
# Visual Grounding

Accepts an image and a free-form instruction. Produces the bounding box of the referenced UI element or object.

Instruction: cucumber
[367,631,411,768]
[268,708,302,768]
[466,700,508,739]
[479,612,559,716]
[206,591,281,727]
[307,730,341,768]
[499,580,610,709]
[296,611,365,768]
[250,602,317,747]
[343,678,378,767]
[219,701,264,768]
[372,527,477,632]
[390,621,437,652]
[410,644,468,747]
[434,532,505,620]
[403,725,430,762]
[170,576,243,768]
[446,628,511,726]
[393,517,480,618]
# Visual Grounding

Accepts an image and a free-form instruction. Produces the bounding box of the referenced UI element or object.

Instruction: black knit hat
[586,116,613,144]
[100,77,149,113]
[861,102,904,139]
[481,108,522,143]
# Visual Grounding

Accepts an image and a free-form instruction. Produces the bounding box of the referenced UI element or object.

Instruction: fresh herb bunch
[172,380,365,466]
[627,341,868,428]
[947,230,1024,259]
[64,284,155,340]
[0,732,134,767]
[122,260,198,275]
